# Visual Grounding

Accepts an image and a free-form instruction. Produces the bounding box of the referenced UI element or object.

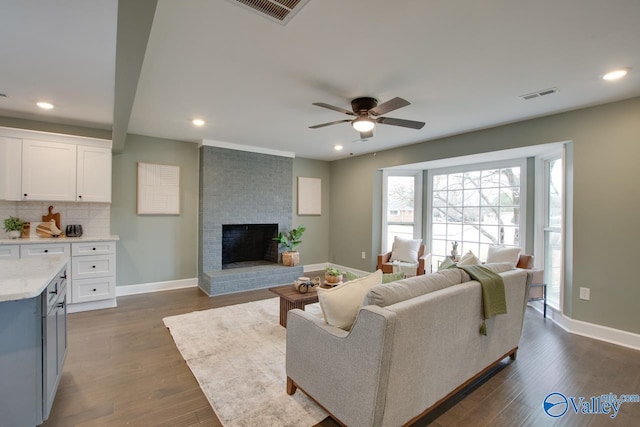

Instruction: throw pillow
[438,257,455,271]
[389,236,422,263]
[487,246,522,267]
[317,270,383,330]
[457,250,480,266]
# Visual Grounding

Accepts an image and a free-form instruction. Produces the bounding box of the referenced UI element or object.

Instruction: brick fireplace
[198,145,303,296]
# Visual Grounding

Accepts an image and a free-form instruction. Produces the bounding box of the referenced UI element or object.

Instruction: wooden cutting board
[42,205,61,230]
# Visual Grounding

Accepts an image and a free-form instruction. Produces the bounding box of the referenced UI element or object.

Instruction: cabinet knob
[49,289,58,295]
[44,249,49,253]
[92,247,96,251]
[92,265,96,268]
[92,288,97,292]
[23,193,27,197]
[78,195,82,198]
[57,302,65,308]
[60,274,67,280]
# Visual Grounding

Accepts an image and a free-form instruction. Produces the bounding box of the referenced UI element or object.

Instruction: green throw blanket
[456,265,507,336]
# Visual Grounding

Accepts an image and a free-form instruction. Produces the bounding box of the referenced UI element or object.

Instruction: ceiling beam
[112,0,157,153]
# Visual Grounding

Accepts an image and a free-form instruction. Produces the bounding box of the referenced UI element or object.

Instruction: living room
[1,1,640,426]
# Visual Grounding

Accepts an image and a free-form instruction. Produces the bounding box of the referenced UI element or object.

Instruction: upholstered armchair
[377,242,432,276]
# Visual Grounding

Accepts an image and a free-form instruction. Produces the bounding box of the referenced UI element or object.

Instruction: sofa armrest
[377,251,392,270]
[286,306,396,426]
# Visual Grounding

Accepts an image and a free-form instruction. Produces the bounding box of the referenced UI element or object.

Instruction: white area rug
[163,297,327,427]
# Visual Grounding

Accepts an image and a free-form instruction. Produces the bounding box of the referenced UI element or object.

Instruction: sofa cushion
[389,236,422,263]
[317,270,383,330]
[487,246,521,267]
[457,250,480,266]
[362,269,467,307]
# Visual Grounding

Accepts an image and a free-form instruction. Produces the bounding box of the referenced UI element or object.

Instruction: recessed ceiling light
[37,101,54,110]
[192,118,205,126]
[602,68,630,81]
[334,144,343,151]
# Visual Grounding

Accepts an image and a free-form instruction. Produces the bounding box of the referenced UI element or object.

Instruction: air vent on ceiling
[519,87,559,100]
[227,0,311,25]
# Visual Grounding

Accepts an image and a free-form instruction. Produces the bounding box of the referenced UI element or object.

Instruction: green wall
[111,134,199,286]
[329,97,640,334]
[292,157,331,265]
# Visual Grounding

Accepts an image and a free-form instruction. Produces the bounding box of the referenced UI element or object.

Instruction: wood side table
[269,284,319,327]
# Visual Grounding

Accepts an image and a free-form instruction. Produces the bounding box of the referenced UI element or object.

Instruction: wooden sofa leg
[287,377,297,395]
[510,349,518,361]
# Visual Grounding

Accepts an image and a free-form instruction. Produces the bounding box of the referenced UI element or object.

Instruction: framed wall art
[297,176,321,215]
[137,162,180,215]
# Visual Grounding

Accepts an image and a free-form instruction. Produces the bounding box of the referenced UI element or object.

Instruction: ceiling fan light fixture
[192,118,205,126]
[352,117,375,132]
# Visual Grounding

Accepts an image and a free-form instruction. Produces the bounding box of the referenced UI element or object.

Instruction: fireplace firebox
[221,224,278,269]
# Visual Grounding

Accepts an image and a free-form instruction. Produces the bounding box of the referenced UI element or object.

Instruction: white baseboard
[528,302,640,351]
[68,298,117,313]
[116,278,198,297]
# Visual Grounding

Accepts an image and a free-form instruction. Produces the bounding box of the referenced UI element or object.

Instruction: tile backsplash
[0,201,110,237]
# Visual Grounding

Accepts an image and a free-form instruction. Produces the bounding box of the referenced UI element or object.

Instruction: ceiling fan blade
[369,97,410,116]
[359,130,374,139]
[312,102,356,116]
[309,119,352,129]
[376,116,425,129]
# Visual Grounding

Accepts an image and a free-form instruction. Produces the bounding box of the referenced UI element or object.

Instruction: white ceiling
[2,0,640,160]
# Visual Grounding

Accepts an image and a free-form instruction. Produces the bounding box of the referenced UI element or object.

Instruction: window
[544,157,563,308]
[382,172,422,252]
[428,161,525,269]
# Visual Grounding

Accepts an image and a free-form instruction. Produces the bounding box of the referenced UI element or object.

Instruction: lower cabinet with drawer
[68,241,116,312]
[4,239,117,313]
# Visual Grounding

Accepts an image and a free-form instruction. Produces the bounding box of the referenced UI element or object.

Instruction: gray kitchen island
[0,255,68,427]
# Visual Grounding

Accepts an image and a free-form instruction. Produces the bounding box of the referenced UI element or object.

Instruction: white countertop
[0,235,119,245]
[0,255,69,302]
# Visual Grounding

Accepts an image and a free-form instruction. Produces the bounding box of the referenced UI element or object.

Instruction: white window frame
[382,170,423,252]
[535,149,564,311]
[426,159,527,260]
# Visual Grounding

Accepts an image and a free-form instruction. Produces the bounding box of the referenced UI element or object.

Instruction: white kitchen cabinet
[70,241,116,306]
[0,127,112,203]
[20,243,71,258]
[77,145,111,202]
[0,136,22,200]
[5,239,117,311]
[0,245,19,259]
[22,139,77,201]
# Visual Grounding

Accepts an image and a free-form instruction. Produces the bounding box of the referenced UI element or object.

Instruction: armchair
[377,244,432,276]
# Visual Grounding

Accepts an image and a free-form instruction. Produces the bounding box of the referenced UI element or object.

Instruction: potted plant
[324,266,342,284]
[273,225,306,266]
[4,216,25,239]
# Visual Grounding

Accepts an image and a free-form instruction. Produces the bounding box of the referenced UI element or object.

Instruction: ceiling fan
[309,96,425,139]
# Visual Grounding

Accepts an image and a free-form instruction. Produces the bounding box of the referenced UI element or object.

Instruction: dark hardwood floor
[43,285,640,427]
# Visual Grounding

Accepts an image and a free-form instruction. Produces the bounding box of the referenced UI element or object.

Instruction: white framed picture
[297,176,321,215]
[137,162,180,215]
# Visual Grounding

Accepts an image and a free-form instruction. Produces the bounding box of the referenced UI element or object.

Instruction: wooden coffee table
[269,284,319,327]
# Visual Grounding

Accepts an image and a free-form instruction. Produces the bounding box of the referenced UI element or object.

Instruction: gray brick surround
[198,146,299,295]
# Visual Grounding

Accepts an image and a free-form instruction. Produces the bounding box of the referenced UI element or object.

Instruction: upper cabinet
[76,146,111,202]
[22,139,77,201]
[0,136,22,200]
[0,128,112,203]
